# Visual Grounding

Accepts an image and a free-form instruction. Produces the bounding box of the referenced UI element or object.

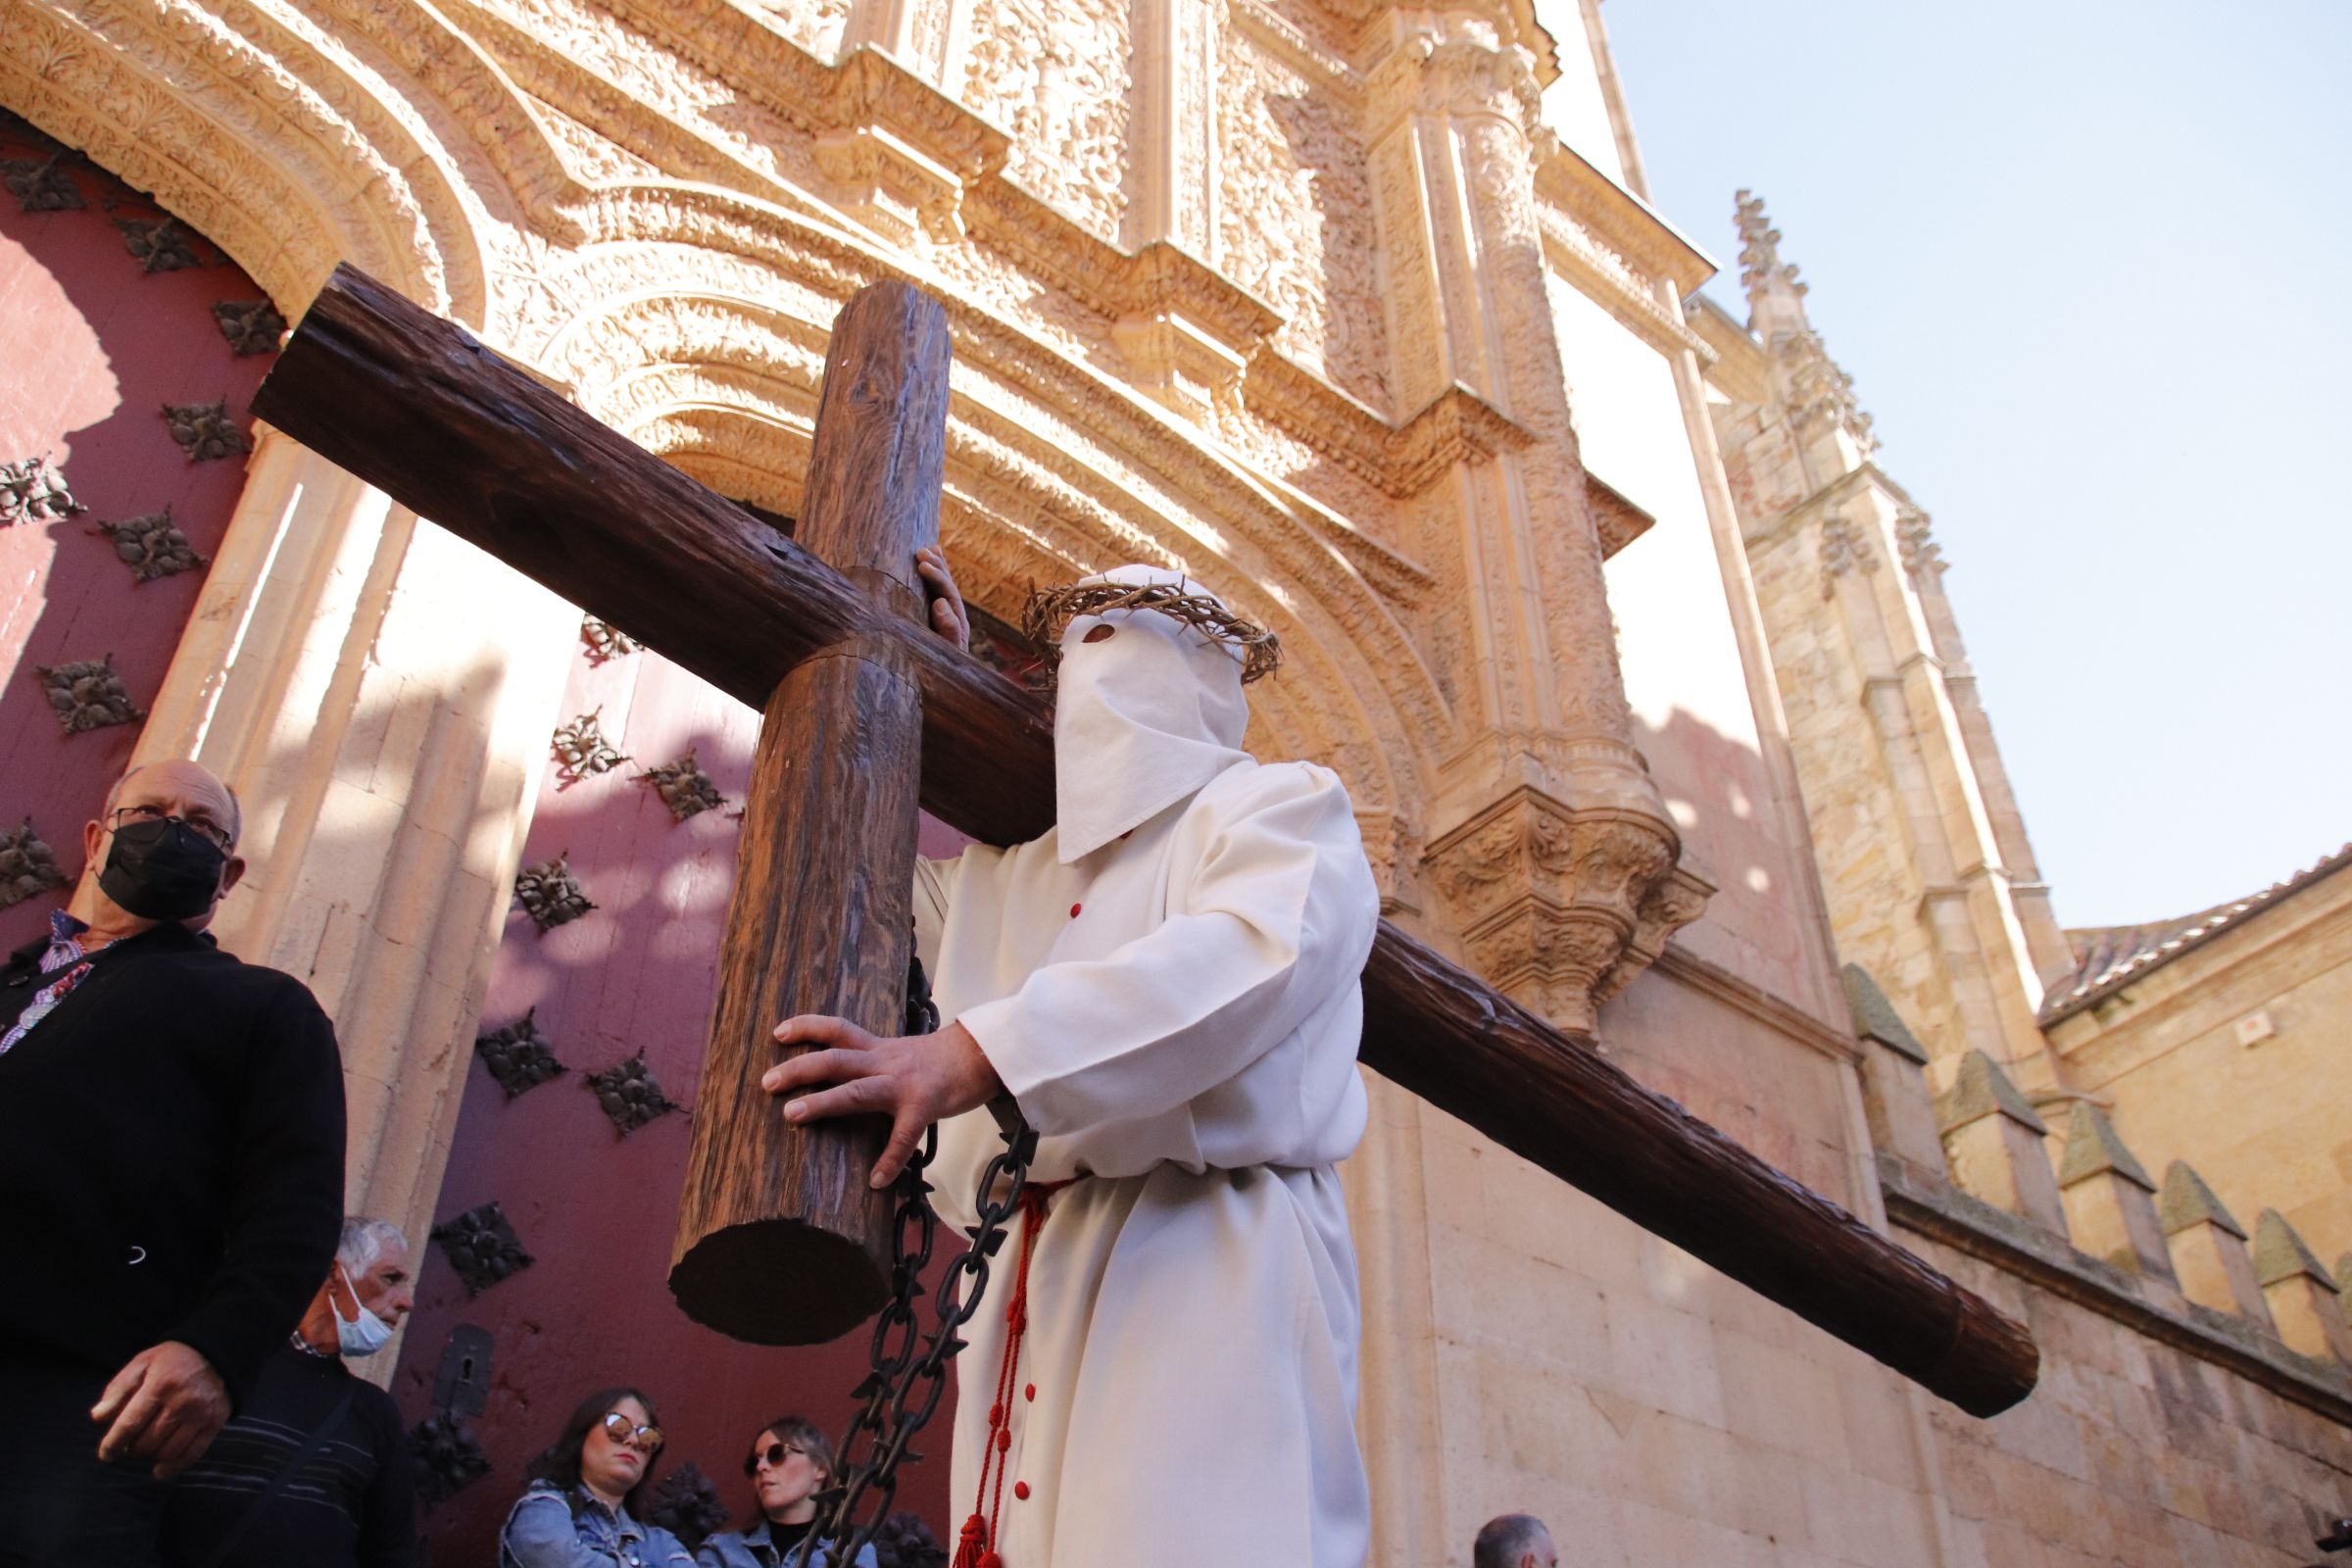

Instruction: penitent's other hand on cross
[765,1017,1004,1187]
[765,543,989,1190]
[914,545,968,648]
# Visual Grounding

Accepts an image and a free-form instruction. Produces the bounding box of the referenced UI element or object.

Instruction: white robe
[915,754,1378,1568]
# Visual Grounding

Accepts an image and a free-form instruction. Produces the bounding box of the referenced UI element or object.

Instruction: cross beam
[251,265,2037,1418]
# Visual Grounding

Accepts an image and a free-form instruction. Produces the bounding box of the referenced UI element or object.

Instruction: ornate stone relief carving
[3,153,81,211]
[1423,788,1704,1031]
[551,708,629,786]
[1896,506,1944,579]
[161,401,253,464]
[1218,31,1390,411]
[116,217,201,272]
[1819,512,1878,596]
[514,854,596,931]
[95,507,210,582]
[0,818,71,911]
[431,1200,535,1296]
[474,1006,567,1098]
[585,1054,680,1135]
[636,751,727,822]
[36,656,143,734]
[745,0,851,59]
[210,299,285,356]
[960,0,1130,243]
[0,456,84,527]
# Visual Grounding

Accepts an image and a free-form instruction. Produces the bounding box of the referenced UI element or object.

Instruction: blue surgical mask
[334,1267,395,1357]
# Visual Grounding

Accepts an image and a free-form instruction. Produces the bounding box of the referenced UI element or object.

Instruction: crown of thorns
[1020,579,1282,684]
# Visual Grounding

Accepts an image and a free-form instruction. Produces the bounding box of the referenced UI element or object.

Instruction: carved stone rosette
[1424,788,1709,1032]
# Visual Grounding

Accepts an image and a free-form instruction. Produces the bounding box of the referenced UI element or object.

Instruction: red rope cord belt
[952,1177,1076,1568]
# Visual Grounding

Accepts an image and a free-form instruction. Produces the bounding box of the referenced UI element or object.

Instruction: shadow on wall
[0,111,278,954]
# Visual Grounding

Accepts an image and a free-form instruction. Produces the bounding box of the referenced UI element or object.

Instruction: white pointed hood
[1052,565,1253,863]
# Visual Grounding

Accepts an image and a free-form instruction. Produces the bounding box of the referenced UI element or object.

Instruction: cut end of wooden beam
[668,1217,888,1347]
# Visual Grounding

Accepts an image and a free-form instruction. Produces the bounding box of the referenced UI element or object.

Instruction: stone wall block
[2252,1209,2352,1364]
[2158,1162,2275,1329]
[1936,1049,2068,1235]
[2056,1103,2177,1285]
[1843,963,1945,1174]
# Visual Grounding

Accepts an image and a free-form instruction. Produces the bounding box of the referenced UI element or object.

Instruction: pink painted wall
[393,628,970,1563]
[0,112,273,949]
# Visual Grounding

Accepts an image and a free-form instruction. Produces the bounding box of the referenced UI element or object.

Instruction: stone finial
[2157,1160,2244,1238]
[2253,1209,2352,1363]
[2157,1161,2274,1329]
[2057,1104,2153,1190]
[1844,965,1944,1174]
[1936,1051,2067,1236]
[1843,963,1927,1062]
[1733,190,1805,313]
[2056,1105,2174,1286]
[1936,1050,2047,1137]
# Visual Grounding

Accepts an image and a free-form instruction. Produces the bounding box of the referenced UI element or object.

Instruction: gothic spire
[1733,189,1875,458]
[1735,189,1810,338]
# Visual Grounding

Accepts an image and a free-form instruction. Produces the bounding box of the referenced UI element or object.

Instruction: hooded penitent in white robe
[914,566,1377,1568]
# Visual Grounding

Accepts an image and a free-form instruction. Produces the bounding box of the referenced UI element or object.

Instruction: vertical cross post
[668,280,952,1344]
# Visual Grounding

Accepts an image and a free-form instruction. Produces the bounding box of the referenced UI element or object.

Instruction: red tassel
[952,1515,988,1568]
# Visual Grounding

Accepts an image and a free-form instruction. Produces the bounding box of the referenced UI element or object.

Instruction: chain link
[785,955,1036,1568]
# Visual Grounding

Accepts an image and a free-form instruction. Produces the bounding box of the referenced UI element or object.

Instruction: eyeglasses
[744,1442,808,1477]
[599,1411,664,1453]
[110,805,233,853]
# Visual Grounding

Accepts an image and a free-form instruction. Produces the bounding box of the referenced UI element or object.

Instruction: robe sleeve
[954,761,1375,1137]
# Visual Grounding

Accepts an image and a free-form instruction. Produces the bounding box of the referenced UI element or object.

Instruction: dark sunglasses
[599,1411,663,1453]
[744,1441,808,1477]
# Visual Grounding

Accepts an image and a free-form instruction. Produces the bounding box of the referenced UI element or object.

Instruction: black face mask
[99,817,228,921]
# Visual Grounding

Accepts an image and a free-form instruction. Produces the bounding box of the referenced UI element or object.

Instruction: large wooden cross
[251,265,2037,1419]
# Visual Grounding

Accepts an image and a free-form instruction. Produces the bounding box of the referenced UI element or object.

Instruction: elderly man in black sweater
[0,759,347,1568]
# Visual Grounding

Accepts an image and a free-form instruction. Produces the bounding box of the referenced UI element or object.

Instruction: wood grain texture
[666,280,948,1343]
[253,264,2038,1413]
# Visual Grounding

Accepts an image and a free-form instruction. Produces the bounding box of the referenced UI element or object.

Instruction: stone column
[127,428,578,1352]
[1123,0,1216,255]
[1364,19,1693,1029]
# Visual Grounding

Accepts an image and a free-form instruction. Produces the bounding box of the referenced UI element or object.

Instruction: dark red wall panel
[0,114,272,949]
[394,623,968,1564]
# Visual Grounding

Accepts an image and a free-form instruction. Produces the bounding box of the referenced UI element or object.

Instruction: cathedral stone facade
[1,0,2344,1561]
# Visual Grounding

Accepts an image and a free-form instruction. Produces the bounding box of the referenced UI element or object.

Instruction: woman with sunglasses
[498,1388,696,1568]
[694,1416,875,1568]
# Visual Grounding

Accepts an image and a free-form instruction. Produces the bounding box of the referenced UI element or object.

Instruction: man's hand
[764,1015,1003,1187]
[92,1341,229,1478]
[914,546,969,649]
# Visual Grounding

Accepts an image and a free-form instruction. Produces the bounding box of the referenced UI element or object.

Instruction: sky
[1588,0,2351,928]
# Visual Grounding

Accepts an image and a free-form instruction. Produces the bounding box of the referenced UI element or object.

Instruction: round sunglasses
[599,1411,664,1454]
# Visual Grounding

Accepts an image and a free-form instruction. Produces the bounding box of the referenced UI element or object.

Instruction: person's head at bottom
[741,1415,836,1530]
[298,1216,414,1358]
[530,1387,666,1514]
[1474,1512,1558,1568]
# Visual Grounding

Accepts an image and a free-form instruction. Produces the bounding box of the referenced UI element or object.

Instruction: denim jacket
[499,1481,698,1568]
[693,1519,878,1568]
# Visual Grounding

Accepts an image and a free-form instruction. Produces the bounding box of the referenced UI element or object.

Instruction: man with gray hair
[0,758,346,1568]
[163,1216,419,1567]
[1473,1513,1558,1568]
